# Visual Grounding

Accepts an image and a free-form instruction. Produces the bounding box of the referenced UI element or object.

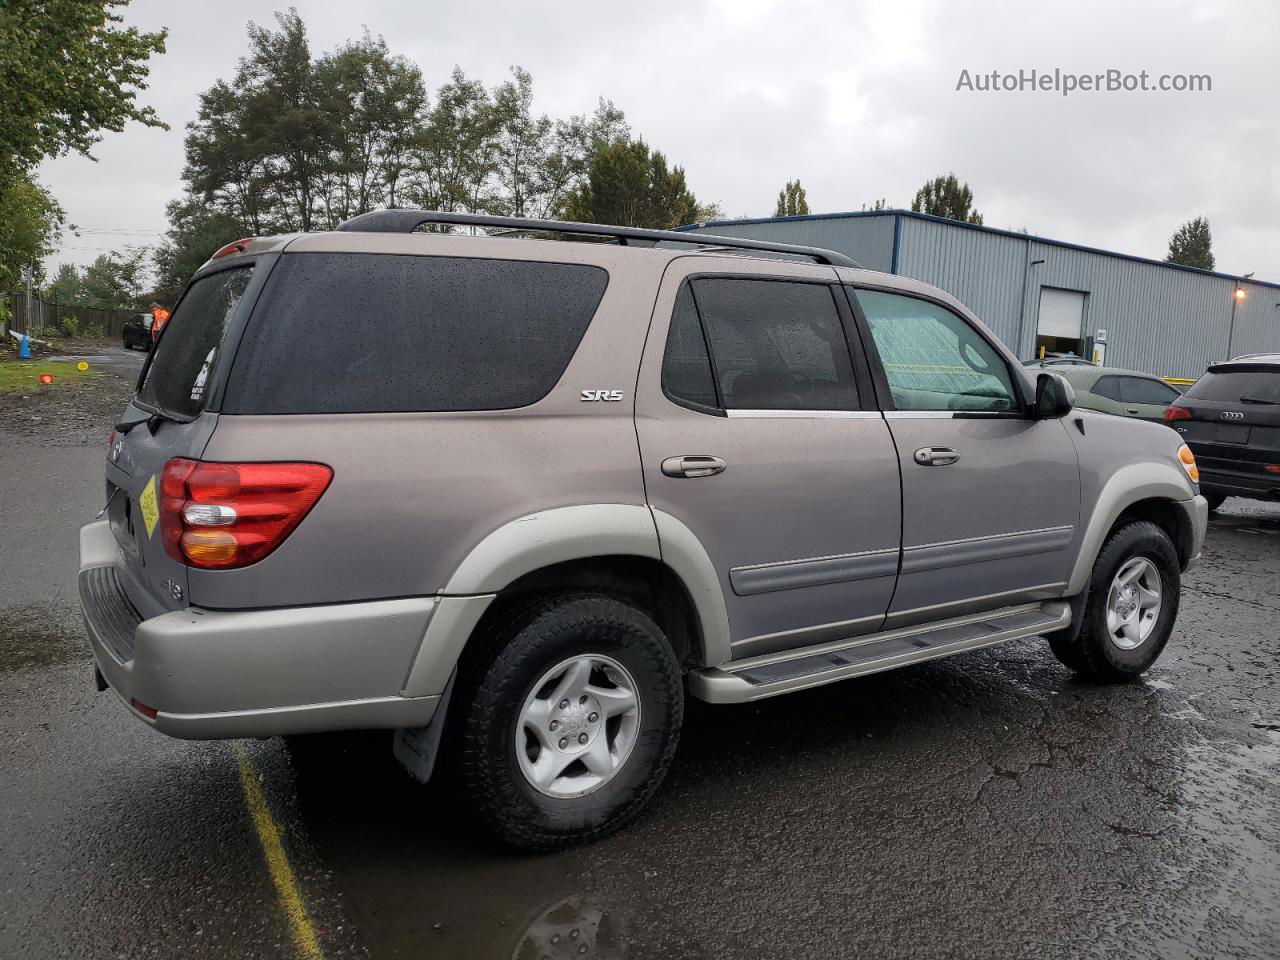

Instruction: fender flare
[402,504,731,698]
[1066,462,1198,595]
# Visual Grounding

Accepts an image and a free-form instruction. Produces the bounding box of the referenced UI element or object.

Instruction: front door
[849,286,1082,628]
[635,259,902,660]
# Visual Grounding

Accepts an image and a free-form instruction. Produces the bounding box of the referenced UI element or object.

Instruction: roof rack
[335,209,860,268]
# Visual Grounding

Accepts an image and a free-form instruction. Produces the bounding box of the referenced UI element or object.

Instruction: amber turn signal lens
[1177,444,1200,484]
[181,529,238,564]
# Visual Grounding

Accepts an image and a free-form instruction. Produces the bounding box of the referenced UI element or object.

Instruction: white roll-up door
[1037,288,1085,339]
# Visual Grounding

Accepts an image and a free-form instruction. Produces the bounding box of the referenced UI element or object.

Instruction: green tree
[79,247,149,309]
[910,173,983,224]
[1165,216,1214,270]
[44,262,85,304]
[774,179,809,217]
[561,138,704,229]
[0,0,167,178]
[152,199,245,304]
[0,175,62,293]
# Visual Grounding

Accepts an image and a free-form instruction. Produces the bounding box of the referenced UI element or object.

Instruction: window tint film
[224,254,608,414]
[137,266,253,419]
[1092,375,1123,401]
[1120,376,1180,405]
[692,278,858,410]
[661,283,718,409]
[1184,369,1280,404]
[854,290,1017,412]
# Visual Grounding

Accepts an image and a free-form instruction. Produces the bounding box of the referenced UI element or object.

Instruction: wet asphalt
[1,377,1278,959]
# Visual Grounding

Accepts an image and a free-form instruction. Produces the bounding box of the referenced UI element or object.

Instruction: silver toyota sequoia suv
[80,211,1208,849]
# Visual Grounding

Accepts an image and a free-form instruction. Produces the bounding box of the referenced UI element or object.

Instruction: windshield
[136,266,253,419]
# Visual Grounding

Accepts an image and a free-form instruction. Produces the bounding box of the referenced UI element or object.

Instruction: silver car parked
[79,211,1208,849]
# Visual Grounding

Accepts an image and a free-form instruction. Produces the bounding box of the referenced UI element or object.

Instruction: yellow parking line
[233,742,324,960]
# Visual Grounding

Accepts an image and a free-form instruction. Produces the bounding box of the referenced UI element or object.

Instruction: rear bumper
[78,520,444,739]
[1198,467,1280,501]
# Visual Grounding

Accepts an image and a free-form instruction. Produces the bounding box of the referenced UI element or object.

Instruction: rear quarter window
[223,253,609,414]
[137,266,253,419]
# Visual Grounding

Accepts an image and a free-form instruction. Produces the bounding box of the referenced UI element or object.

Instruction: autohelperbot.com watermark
[956,68,1211,96]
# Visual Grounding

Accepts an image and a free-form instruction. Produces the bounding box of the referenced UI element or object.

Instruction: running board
[688,601,1071,704]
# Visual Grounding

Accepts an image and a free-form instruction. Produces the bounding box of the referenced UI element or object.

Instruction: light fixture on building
[1234,287,1248,300]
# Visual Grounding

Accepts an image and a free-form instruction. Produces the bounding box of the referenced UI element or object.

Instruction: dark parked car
[1165,354,1280,510]
[121,313,153,351]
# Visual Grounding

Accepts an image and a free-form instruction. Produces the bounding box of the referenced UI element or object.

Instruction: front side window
[854,290,1017,412]
[690,278,859,411]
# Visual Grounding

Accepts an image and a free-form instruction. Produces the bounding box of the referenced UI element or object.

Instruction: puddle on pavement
[0,602,88,673]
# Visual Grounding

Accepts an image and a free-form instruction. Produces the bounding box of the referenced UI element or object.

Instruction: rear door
[847,285,1081,628]
[107,263,257,618]
[1116,375,1183,423]
[635,258,902,660]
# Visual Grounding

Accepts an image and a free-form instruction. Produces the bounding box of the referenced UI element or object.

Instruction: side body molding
[402,504,732,698]
[1066,462,1200,596]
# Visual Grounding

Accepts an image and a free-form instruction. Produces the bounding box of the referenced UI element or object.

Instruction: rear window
[223,253,608,414]
[1185,368,1280,403]
[137,266,253,419]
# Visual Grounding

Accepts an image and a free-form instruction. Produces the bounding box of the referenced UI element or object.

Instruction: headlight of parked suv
[1177,444,1200,484]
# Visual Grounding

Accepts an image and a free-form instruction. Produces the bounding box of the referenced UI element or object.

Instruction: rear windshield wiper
[114,407,186,434]
[1239,396,1280,406]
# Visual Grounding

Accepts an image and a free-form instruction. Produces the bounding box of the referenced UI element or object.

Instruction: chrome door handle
[913,446,960,466]
[661,455,726,478]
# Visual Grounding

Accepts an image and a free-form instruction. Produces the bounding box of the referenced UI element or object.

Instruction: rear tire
[1203,490,1228,512]
[1049,521,1180,682]
[456,594,683,851]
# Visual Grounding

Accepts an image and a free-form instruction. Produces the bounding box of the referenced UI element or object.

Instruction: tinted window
[661,283,718,409]
[1184,369,1280,404]
[855,290,1016,412]
[1092,375,1123,401]
[1120,376,1181,405]
[137,266,253,419]
[224,254,608,414]
[692,278,858,410]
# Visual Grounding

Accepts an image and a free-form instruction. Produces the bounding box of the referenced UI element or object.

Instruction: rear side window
[1185,369,1280,404]
[137,266,253,419]
[224,254,608,414]
[690,278,859,411]
[1120,376,1181,405]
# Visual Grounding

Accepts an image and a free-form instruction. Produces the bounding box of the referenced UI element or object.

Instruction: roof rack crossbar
[336,209,860,268]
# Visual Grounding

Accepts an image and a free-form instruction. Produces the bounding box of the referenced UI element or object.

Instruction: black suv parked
[1165,354,1280,510]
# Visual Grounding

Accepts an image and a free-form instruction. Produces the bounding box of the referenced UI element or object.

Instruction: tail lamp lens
[159,459,332,569]
[1164,405,1192,423]
[1177,444,1200,484]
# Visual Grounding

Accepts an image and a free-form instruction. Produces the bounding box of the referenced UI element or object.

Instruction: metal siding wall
[1228,281,1280,359]
[685,216,896,273]
[894,218,1027,347]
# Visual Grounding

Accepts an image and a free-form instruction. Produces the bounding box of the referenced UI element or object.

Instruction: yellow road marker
[234,742,324,960]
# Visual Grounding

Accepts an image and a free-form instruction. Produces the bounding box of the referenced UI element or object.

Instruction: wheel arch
[1067,463,1201,595]
[401,505,730,698]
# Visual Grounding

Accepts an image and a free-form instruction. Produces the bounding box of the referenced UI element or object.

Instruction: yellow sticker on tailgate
[138,474,159,539]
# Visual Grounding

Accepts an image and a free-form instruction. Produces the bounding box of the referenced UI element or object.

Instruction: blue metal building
[682,210,1278,379]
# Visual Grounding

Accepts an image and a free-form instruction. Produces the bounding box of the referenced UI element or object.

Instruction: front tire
[456,594,683,850]
[1049,521,1180,682]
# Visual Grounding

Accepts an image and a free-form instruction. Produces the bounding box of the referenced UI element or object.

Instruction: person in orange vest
[150,302,170,344]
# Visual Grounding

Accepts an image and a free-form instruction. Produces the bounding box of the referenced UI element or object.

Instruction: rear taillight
[1266,465,1280,475]
[1164,405,1192,423]
[159,459,332,569]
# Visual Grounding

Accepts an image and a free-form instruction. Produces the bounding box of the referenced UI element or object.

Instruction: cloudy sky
[38,0,1280,279]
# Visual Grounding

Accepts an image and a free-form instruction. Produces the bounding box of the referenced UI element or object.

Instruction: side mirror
[1034,372,1075,419]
